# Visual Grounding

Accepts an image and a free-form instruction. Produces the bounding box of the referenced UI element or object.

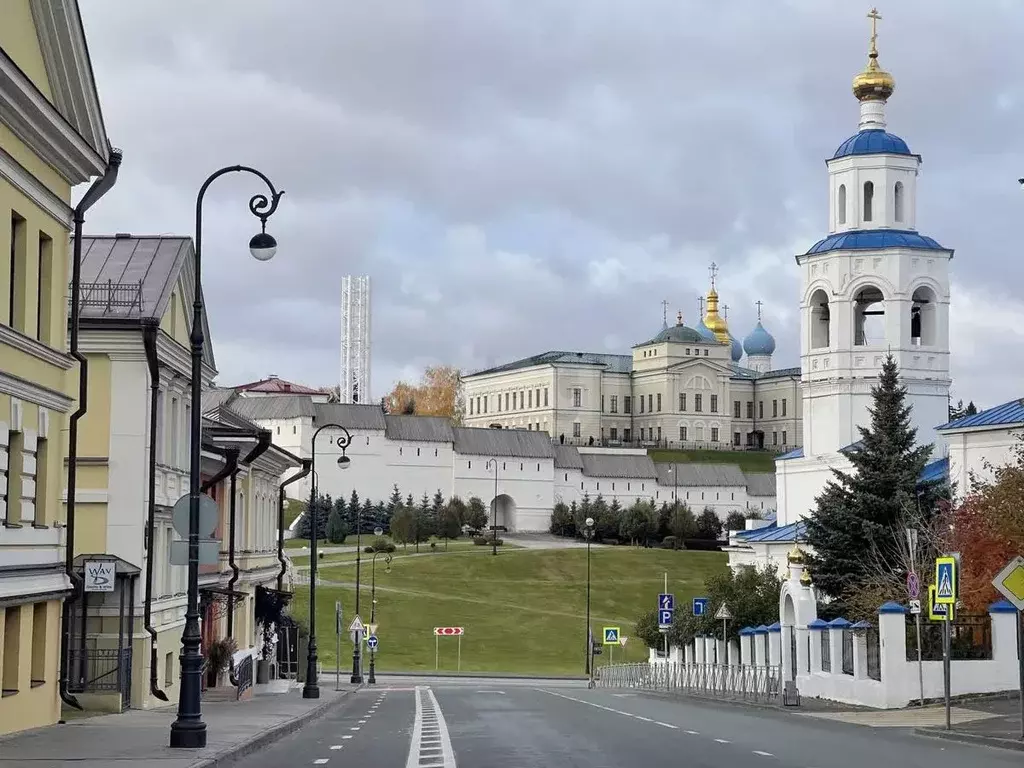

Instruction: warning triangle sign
[937,568,953,599]
[349,615,364,633]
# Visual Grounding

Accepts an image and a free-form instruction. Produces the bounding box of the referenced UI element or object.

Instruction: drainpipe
[226,431,271,638]
[278,459,312,591]
[141,320,168,702]
[60,149,122,712]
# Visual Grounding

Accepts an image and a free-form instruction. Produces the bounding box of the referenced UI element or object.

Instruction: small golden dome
[787,546,806,564]
[703,289,731,345]
[853,8,895,102]
[800,569,812,586]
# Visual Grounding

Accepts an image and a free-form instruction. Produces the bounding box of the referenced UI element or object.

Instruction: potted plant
[254,585,291,683]
[206,636,237,687]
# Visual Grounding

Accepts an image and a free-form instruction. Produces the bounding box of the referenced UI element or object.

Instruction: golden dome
[853,8,895,102]
[800,569,812,586]
[787,546,806,565]
[703,288,731,345]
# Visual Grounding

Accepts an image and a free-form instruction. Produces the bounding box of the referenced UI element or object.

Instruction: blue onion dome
[743,322,777,356]
[650,321,704,345]
[729,332,743,362]
[695,318,716,341]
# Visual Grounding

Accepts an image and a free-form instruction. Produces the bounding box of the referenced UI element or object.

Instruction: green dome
[650,324,705,344]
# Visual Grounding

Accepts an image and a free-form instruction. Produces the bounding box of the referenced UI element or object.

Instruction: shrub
[386,543,396,553]
[661,535,677,550]
[430,542,437,550]
[472,535,503,546]
[600,538,618,546]
[364,546,375,554]
[370,535,390,552]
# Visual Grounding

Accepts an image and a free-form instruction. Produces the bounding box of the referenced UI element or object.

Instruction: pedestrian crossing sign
[603,627,620,645]
[928,583,954,622]
[935,557,957,605]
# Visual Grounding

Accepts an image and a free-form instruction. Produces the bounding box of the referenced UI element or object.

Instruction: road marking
[714,738,731,744]
[655,721,678,729]
[406,686,457,768]
[633,715,654,722]
[314,760,329,765]
[359,719,368,723]
[538,689,686,731]
[330,745,343,750]
[685,730,699,735]
[752,750,774,757]
[475,690,506,694]
[350,726,360,731]
[342,735,353,740]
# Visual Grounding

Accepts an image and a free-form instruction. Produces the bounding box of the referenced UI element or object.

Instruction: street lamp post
[303,424,352,700]
[485,458,499,555]
[351,504,363,684]
[170,166,283,750]
[368,535,391,686]
[584,517,595,684]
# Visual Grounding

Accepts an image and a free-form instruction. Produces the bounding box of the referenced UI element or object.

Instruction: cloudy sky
[78,0,1023,409]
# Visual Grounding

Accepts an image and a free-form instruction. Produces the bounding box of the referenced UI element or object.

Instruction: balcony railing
[70,279,144,314]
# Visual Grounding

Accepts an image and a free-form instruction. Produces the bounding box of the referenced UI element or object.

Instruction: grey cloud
[79,0,1024,406]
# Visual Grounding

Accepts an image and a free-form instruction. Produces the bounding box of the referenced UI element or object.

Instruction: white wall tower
[340,275,371,404]
[798,9,952,460]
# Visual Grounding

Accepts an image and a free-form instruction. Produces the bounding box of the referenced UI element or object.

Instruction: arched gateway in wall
[488,494,516,532]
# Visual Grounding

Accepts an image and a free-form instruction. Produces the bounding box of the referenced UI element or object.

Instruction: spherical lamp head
[249,231,277,261]
[585,517,595,528]
[337,454,351,470]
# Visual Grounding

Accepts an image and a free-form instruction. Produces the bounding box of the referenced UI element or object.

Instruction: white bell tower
[797,8,952,460]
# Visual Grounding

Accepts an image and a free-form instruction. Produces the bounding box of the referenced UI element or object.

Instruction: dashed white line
[752,750,774,757]
[714,738,731,744]
[314,760,329,765]
[330,745,343,750]
[349,726,360,731]
[685,730,699,735]
[342,735,353,740]
[655,721,678,729]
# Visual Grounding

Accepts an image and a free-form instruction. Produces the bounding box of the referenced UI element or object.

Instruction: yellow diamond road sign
[992,556,1024,611]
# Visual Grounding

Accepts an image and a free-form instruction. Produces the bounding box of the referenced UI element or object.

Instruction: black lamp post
[368,539,391,686]
[303,424,352,700]
[485,458,499,555]
[583,516,595,679]
[170,166,283,750]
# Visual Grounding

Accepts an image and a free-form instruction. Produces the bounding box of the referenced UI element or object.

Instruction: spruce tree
[348,489,361,534]
[326,502,347,544]
[805,355,943,608]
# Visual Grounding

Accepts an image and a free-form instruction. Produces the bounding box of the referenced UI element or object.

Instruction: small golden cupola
[852,8,895,102]
[787,546,806,565]
[702,262,731,345]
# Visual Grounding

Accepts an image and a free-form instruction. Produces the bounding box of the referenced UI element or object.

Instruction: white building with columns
[728,20,953,572]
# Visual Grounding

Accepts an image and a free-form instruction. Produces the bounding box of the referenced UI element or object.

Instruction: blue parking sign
[658,609,673,627]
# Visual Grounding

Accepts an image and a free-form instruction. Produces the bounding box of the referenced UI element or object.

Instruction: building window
[746,401,753,419]
[863,180,874,222]
[704,349,709,356]
[292,425,297,434]
[610,395,618,413]
[711,427,719,442]
[838,183,847,225]
[535,388,540,407]
[30,602,47,685]
[657,426,662,441]
[694,394,702,413]
[772,399,778,417]
[8,212,25,330]
[504,393,509,410]
[573,388,582,408]
[710,395,718,413]
[467,461,471,469]
[679,393,686,411]
[601,395,605,412]
[656,393,662,412]
[679,426,687,441]
[166,397,177,460]
[469,399,474,415]
[33,435,48,526]
[894,181,904,222]
[733,432,741,446]
[623,428,631,442]
[543,388,549,406]
[758,401,764,419]
[36,232,53,343]
[610,427,618,440]
[4,427,24,525]
[2,604,22,693]
[782,398,787,417]
[773,431,778,446]
[572,422,581,438]
[782,431,788,444]
[647,394,653,413]
[639,396,645,414]
[484,396,488,414]
[733,400,741,418]
[624,396,632,414]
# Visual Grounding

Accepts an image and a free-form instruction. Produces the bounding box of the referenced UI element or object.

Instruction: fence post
[828,619,849,675]
[767,623,782,667]
[808,619,826,673]
[754,626,768,666]
[851,621,871,679]
[877,602,908,693]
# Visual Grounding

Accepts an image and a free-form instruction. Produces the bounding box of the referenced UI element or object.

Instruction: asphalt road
[242,677,1022,767]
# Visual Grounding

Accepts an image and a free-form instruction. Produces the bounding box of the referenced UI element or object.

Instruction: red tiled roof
[233,377,321,395]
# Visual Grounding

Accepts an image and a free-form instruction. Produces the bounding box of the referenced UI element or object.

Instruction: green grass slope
[647,448,777,474]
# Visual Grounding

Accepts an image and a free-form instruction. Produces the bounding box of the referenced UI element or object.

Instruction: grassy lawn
[299,539,520,565]
[283,498,306,528]
[290,546,726,676]
[647,448,777,473]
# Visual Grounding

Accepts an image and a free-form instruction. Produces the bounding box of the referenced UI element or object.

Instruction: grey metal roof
[553,444,584,470]
[230,395,316,420]
[453,427,555,458]
[654,463,747,487]
[468,350,632,377]
[384,415,455,443]
[202,388,236,412]
[580,453,657,479]
[313,402,386,431]
[730,365,801,381]
[744,472,777,497]
[77,235,192,320]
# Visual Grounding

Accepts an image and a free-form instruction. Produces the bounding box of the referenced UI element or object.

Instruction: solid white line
[406,686,457,768]
[714,738,731,744]
[426,687,458,767]
[655,721,678,729]
[752,750,774,757]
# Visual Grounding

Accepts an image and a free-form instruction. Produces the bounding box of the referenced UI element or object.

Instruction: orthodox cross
[676,310,683,325]
[722,303,730,320]
[661,299,669,326]
[708,261,719,289]
[755,299,764,321]
[698,295,705,316]
[867,8,881,54]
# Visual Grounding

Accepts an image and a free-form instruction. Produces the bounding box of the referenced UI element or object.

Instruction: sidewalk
[0,679,356,768]
[916,696,1024,752]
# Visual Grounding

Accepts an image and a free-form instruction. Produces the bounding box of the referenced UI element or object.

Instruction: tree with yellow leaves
[383,365,464,423]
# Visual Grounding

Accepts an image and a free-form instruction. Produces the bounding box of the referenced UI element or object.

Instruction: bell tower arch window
[810,289,831,349]
[911,286,937,346]
[863,181,874,222]
[837,184,847,225]
[854,285,885,346]
[894,181,904,222]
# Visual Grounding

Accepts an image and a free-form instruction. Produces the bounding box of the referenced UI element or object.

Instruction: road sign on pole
[658,609,673,628]
[618,636,628,647]
[603,627,620,645]
[906,571,920,600]
[714,604,733,621]
[928,584,954,622]
[367,635,379,650]
[658,593,675,611]
[367,623,379,636]
[935,557,957,605]
[349,615,365,634]
[909,599,922,615]
[693,597,709,617]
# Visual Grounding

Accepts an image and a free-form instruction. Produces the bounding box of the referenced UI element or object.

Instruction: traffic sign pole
[990,556,1024,739]
[906,530,924,708]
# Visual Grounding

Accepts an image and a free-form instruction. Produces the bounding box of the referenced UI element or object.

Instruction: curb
[192,687,358,768]
[380,672,588,681]
[915,727,1024,753]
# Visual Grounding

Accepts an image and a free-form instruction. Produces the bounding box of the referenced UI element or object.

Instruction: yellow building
[71,235,300,711]
[0,0,113,736]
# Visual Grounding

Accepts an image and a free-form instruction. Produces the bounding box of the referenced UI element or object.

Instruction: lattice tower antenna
[340,275,371,404]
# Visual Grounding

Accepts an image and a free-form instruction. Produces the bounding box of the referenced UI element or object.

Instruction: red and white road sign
[433,626,465,636]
